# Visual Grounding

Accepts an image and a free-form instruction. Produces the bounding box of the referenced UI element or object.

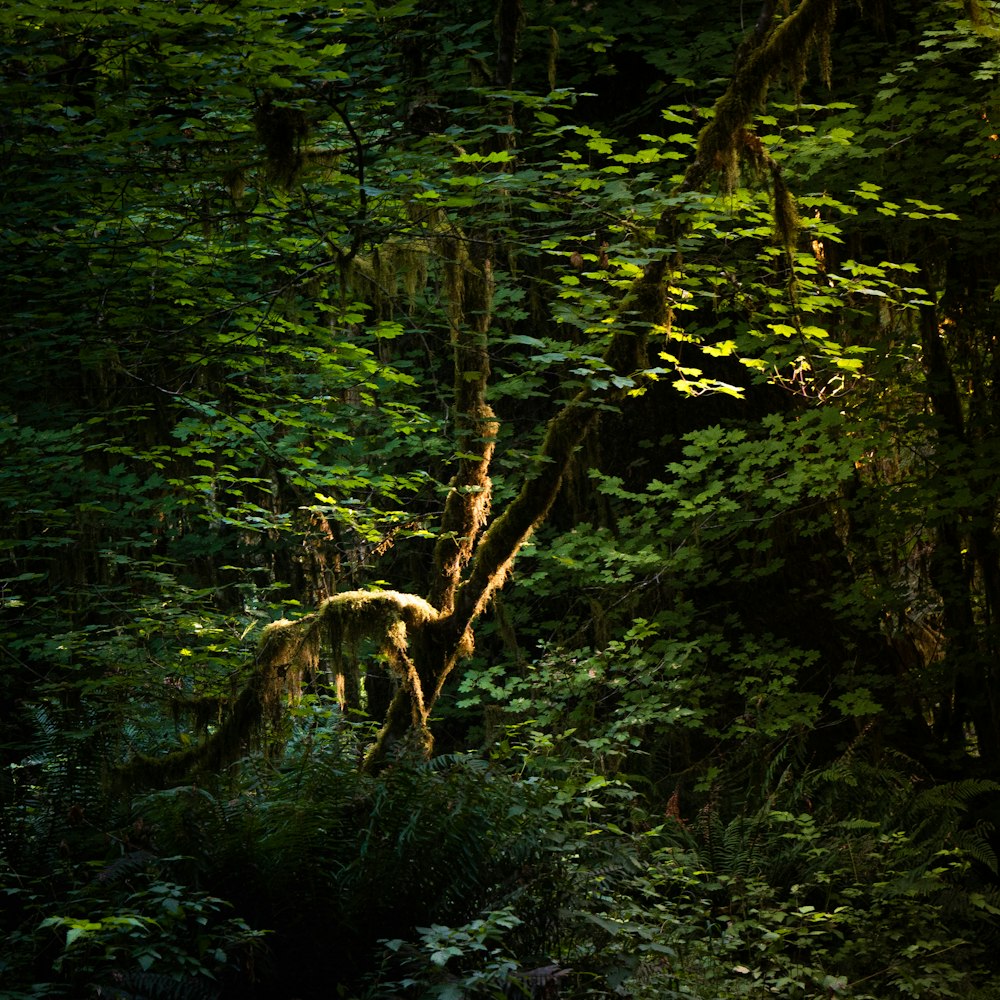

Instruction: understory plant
[4,688,999,999]
[339,712,998,1000]
[0,856,265,999]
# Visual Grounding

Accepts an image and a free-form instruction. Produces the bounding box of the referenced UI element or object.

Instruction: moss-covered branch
[451,315,658,642]
[649,0,837,266]
[429,233,498,615]
[681,0,837,195]
[123,0,847,786]
[119,592,441,786]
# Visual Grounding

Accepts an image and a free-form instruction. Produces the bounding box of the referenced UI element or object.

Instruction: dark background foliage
[3,1,1000,997]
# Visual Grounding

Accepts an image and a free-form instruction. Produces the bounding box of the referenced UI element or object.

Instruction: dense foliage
[3,1,1000,997]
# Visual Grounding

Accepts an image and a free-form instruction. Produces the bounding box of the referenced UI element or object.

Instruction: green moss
[674,0,837,246]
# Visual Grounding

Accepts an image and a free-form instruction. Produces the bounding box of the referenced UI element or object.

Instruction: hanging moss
[737,129,801,247]
[546,25,560,91]
[124,5,849,786]
[251,590,441,713]
[349,240,430,319]
[677,0,837,215]
[963,0,1000,40]
[116,592,441,788]
[316,590,439,657]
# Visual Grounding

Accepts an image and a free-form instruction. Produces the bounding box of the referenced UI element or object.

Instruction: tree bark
[919,291,1000,764]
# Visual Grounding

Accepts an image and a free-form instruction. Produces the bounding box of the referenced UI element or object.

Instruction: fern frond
[93,850,158,884]
[98,971,217,1000]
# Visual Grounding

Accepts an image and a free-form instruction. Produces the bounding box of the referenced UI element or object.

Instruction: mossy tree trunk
[130,0,844,778]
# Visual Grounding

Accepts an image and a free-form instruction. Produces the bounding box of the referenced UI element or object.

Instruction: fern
[93,850,158,885]
[94,971,217,1000]
[131,736,548,998]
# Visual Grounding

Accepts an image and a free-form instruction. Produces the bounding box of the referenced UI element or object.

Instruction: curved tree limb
[123,0,846,786]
